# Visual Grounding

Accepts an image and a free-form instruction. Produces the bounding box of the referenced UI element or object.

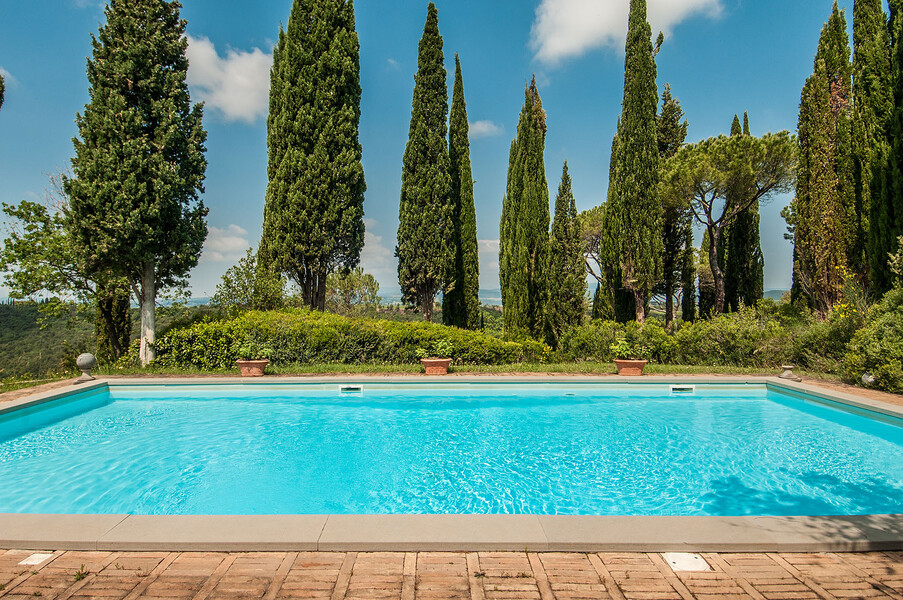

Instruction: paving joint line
[587,553,627,600]
[703,553,768,600]
[330,551,356,600]
[0,550,64,598]
[263,551,298,600]
[647,552,697,600]
[765,553,839,600]
[527,552,554,600]
[466,552,484,600]
[189,552,236,600]
[122,551,179,600]
[828,552,903,600]
[56,550,122,600]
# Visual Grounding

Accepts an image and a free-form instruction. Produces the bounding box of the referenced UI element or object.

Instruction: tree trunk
[665,279,674,327]
[422,287,434,322]
[633,289,645,324]
[138,261,156,366]
[709,227,726,314]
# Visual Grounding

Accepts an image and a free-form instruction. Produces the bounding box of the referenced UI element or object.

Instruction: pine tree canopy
[792,2,854,313]
[499,77,550,338]
[443,54,481,330]
[260,0,366,310]
[396,2,452,322]
[546,161,586,347]
[603,0,662,323]
[64,0,207,365]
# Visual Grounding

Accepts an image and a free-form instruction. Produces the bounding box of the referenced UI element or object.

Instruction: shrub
[672,306,792,367]
[843,287,903,393]
[558,320,623,361]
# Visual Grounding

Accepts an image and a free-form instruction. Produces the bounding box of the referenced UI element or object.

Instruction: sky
[0,0,862,300]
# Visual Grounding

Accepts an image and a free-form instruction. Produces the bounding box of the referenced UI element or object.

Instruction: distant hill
[764,289,789,302]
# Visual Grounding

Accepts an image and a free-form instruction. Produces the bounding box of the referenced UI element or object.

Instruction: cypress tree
[698,231,716,317]
[680,235,697,322]
[656,84,689,326]
[259,0,366,310]
[853,0,893,283]
[0,72,4,111]
[877,0,903,293]
[791,2,854,313]
[603,0,662,323]
[546,161,586,346]
[64,0,207,366]
[442,54,480,330]
[724,113,765,311]
[397,2,452,322]
[591,282,606,320]
[499,77,550,337]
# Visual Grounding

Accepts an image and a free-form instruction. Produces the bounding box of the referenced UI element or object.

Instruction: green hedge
[843,288,903,393]
[150,308,545,369]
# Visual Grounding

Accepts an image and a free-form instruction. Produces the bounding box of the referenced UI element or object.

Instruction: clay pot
[235,359,269,377]
[420,358,452,375]
[613,359,648,376]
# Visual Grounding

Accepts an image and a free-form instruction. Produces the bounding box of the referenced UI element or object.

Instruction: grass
[1,375,72,394]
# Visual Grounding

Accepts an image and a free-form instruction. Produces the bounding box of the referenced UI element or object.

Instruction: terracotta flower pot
[614,359,648,376]
[420,358,452,375]
[235,359,269,377]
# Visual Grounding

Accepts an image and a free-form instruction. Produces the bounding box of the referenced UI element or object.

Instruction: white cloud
[0,67,16,87]
[387,58,401,70]
[478,239,500,253]
[186,36,272,124]
[359,229,397,291]
[469,120,503,140]
[478,239,500,290]
[531,0,722,64]
[202,224,250,263]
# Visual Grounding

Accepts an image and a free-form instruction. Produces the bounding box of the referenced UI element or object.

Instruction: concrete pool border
[1,375,902,553]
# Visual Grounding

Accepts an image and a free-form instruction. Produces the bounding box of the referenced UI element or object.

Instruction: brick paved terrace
[0,550,901,600]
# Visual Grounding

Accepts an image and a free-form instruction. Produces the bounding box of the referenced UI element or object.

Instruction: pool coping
[2,375,902,553]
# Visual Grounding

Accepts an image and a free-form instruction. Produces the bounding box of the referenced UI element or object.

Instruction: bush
[671,306,792,367]
[558,320,623,361]
[843,288,903,393]
[148,308,540,369]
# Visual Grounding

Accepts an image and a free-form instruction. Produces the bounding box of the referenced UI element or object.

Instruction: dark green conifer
[853,0,893,282]
[680,235,697,322]
[259,0,365,310]
[0,73,5,111]
[603,0,662,323]
[591,282,606,320]
[876,0,903,292]
[499,77,550,337]
[791,2,854,313]
[442,54,480,330]
[656,84,689,326]
[724,113,765,311]
[396,3,452,322]
[546,161,586,347]
[64,0,207,366]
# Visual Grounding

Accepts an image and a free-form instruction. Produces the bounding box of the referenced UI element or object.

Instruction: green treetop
[64,0,207,366]
[656,84,690,326]
[442,54,481,330]
[853,0,893,281]
[396,2,452,322]
[499,77,550,338]
[603,0,662,323]
[259,0,366,310]
[791,2,855,314]
[546,161,586,347]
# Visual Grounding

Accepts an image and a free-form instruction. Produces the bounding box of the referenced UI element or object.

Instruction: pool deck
[1,549,901,600]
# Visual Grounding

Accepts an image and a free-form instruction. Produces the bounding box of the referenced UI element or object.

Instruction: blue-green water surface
[0,383,901,516]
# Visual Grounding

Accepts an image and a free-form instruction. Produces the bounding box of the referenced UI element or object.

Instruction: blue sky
[0,0,860,299]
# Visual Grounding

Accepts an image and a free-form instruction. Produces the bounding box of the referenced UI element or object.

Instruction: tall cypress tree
[877,0,903,293]
[656,84,689,326]
[259,0,365,311]
[396,3,452,322]
[546,161,586,347]
[603,0,662,323]
[65,0,207,366]
[442,54,480,330]
[724,113,765,311]
[680,235,696,322]
[0,73,5,112]
[791,2,854,313]
[499,77,550,337]
[853,0,893,283]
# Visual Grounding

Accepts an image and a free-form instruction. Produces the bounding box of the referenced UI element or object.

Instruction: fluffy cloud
[359,220,397,290]
[531,0,722,64]
[469,120,503,140]
[186,36,272,123]
[203,225,251,263]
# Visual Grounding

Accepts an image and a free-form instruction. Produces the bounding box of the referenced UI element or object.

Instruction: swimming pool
[1,379,902,517]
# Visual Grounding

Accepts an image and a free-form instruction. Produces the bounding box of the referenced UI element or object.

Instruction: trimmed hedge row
[150,308,545,369]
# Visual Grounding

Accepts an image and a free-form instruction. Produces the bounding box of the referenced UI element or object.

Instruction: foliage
[64,0,207,366]
[211,248,286,315]
[0,302,93,378]
[791,4,854,314]
[890,234,903,284]
[148,308,546,370]
[844,287,903,392]
[325,267,380,316]
[258,0,365,310]
[415,338,453,359]
[661,132,796,313]
[546,162,586,347]
[0,71,4,111]
[443,54,481,330]
[604,0,662,322]
[499,77,550,338]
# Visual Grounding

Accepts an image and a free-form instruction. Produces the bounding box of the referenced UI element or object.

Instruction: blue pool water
[1,382,902,516]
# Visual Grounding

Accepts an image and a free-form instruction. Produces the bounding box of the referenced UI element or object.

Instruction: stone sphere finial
[75,353,97,384]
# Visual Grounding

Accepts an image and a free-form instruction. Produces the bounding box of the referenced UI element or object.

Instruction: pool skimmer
[661,552,711,572]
